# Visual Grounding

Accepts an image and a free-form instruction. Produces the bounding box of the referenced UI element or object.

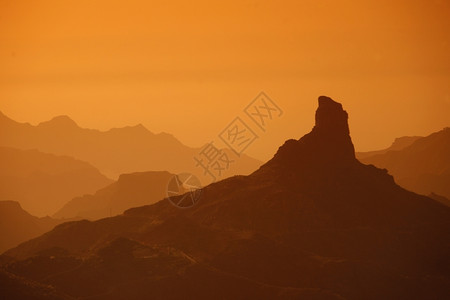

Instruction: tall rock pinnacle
[314,96,350,136]
[260,96,356,173]
[310,95,355,162]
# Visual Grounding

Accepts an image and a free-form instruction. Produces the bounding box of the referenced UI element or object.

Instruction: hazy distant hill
[0,147,112,216]
[358,128,450,202]
[2,97,449,299]
[0,201,64,253]
[0,111,262,180]
[357,135,422,159]
[54,171,174,220]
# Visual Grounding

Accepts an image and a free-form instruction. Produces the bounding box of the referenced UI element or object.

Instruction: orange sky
[1,0,449,160]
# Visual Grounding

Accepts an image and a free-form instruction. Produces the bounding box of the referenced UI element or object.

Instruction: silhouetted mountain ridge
[2,97,450,299]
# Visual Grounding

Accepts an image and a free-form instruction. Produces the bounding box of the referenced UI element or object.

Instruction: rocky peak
[259,96,356,173]
[314,96,350,136]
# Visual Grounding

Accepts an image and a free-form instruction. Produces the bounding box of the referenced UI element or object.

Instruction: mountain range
[0,111,262,181]
[2,96,449,299]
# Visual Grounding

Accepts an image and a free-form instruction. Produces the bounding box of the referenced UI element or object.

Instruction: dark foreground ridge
[2,96,450,300]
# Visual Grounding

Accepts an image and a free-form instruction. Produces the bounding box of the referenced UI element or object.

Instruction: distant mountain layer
[0,201,64,253]
[54,171,174,220]
[2,96,449,299]
[358,128,450,201]
[0,111,262,180]
[0,147,113,216]
[356,135,422,159]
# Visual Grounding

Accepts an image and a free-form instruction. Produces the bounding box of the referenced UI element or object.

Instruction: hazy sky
[1,0,449,160]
